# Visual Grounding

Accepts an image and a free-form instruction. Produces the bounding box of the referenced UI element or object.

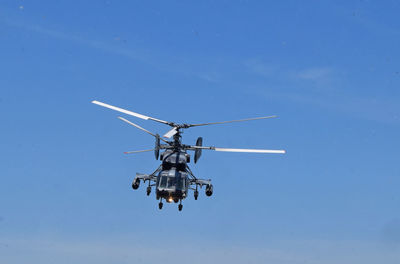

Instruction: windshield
[159,176,185,189]
[178,177,185,189]
[160,176,168,188]
[167,177,176,188]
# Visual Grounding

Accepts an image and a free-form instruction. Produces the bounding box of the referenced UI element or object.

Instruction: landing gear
[132,178,140,190]
[178,200,183,211]
[146,186,151,196]
[205,184,213,197]
[159,200,163,210]
[194,190,199,200]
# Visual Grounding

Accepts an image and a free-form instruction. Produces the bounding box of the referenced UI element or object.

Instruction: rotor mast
[172,127,183,151]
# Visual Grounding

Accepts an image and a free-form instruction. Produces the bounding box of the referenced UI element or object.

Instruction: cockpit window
[167,177,176,188]
[160,176,167,188]
[177,177,185,189]
[159,176,185,189]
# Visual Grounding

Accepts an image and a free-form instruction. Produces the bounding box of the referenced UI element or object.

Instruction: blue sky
[1,1,400,263]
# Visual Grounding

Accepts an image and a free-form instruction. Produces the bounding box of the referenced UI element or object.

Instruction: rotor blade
[187,115,277,127]
[163,127,178,138]
[118,117,169,143]
[190,145,285,154]
[214,148,285,154]
[92,100,169,125]
[124,149,154,154]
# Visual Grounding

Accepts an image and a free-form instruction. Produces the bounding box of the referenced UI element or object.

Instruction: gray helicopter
[92,100,285,211]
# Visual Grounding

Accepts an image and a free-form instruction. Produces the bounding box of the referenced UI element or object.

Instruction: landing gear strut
[146,186,151,196]
[194,190,199,200]
[178,200,183,211]
[158,199,163,210]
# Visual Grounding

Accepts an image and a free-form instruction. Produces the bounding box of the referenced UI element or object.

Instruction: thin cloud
[3,18,218,83]
[264,91,400,124]
[296,67,333,82]
[4,19,153,65]
[243,60,399,124]
[244,59,279,77]
[1,236,400,264]
[244,60,333,87]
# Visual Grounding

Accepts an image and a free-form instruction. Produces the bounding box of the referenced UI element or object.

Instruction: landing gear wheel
[159,202,163,210]
[146,186,151,196]
[178,204,183,211]
[194,190,199,200]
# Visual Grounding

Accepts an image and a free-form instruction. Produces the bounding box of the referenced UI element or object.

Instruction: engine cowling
[132,178,140,190]
[205,184,213,196]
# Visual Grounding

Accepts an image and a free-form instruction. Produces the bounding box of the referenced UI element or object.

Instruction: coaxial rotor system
[92,100,285,162]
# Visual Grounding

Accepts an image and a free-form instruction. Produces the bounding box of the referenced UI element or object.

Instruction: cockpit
[158,175,185,189]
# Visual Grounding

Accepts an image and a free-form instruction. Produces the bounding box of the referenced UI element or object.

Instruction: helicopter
[92,100,285,211]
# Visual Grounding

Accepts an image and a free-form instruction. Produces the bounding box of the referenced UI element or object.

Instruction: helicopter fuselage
[132,148,213,210]
[155,150,190,203]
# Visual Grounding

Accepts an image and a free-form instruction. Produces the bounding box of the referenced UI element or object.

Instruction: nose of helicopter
[157,188,186,201]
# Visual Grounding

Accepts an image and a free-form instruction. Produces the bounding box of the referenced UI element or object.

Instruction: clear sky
[1,1,400,263]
